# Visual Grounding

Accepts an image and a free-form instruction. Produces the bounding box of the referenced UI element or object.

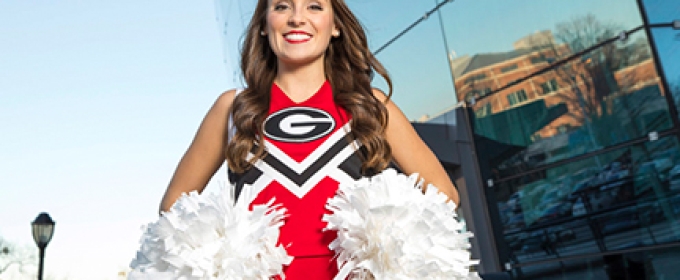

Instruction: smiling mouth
[284,33,312,43]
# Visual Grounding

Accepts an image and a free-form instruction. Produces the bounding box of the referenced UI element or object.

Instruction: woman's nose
[288,8,306,26]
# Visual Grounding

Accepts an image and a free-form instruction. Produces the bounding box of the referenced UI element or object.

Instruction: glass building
[215,0,679,278]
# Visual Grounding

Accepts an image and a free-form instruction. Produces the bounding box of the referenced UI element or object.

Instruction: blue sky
[0,1,229,278]
[0,0,677,279]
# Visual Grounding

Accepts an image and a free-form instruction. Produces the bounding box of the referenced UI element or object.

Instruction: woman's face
[265,0,338,66]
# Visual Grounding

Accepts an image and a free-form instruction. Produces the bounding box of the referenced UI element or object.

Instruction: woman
[159,0,460,278]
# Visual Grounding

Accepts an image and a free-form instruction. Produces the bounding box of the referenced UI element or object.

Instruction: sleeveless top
[228,81,366,257]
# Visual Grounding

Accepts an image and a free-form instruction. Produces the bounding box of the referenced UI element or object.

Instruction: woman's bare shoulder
[214,89,239,110]
[371,87,389,102]
[371,87,401,115]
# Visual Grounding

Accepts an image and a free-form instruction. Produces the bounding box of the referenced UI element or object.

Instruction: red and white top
[229,81,364,257]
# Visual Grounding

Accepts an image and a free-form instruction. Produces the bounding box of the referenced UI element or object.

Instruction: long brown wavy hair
[226,0,393,174]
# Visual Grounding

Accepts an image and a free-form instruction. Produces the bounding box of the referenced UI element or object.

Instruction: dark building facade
[217,0,679,278]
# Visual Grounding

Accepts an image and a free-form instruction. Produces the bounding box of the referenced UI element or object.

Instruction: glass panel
[511,254,610,279]
[346,0,443,51]
[496,135,680,266]
[510,244,680,279]
[642,0,680,24]
[370,3,458,121]
[215,0,257,88]
[440,0,675,176]
[649,28,680,120]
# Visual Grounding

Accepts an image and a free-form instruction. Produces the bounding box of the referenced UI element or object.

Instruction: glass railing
[496,135,680,265]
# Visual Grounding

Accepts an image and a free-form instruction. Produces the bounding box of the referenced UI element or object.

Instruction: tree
[0,236,36,277]
[525,14,661,148]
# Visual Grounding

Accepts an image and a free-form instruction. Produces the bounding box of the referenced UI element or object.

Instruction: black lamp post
[31,212,55,280]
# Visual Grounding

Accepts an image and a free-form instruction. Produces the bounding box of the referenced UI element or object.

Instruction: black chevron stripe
[231,167,263,202]
[338,152,364,180]
[336,146,393,179]
[257,135,357,186]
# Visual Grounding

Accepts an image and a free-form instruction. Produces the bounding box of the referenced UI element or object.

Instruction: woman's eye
[309,4,323,11]
[273,3,289,11]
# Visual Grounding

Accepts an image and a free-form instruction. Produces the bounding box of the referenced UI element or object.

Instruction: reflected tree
[526,14,661,149]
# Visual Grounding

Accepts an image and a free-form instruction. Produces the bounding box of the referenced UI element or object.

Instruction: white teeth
[285,33,311,40]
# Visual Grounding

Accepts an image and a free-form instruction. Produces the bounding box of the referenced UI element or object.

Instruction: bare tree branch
[0,236,36,276]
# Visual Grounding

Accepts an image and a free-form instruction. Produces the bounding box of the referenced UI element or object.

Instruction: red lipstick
[283,30,312,44]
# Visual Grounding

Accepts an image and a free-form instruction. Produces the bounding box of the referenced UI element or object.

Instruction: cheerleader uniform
[228,81,366,279]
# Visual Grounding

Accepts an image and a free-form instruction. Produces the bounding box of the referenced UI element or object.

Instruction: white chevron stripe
[236,174,275,205]
[251,159,306,197]
[328,167,358,187]
[249,140,360,198]
[247,173,274,201]
[298,140,358,191]
[263,122,352,174]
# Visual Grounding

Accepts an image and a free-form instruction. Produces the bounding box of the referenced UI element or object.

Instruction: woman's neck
[274,59,327,103]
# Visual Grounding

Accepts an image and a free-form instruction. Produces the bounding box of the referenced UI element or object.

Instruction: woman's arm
[159,89,237,213]
[373,89,460,205]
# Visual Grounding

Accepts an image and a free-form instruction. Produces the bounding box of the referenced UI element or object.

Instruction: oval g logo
[264,107,336,142]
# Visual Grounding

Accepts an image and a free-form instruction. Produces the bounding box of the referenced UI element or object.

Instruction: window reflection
[369,3,458,122]
[510,244,678,279]
[647,27,680,121]
[465,15,673,176]
[498,136,680,265]
[642,0,680,24]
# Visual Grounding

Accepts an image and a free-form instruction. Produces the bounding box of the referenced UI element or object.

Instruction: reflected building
[452,30,662,140]
[215,0,680,279]
[450,31,575,139]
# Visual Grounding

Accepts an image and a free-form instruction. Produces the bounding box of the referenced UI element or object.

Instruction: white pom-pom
[129,185,293,279]
[324,168,479,280]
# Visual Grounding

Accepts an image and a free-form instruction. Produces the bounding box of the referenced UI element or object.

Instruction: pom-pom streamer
[324,169,479,279]
[129,185,293,279]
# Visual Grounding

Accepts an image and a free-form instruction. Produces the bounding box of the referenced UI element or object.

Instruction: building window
[475,103,492,118]
[479,87,492,97]
[501,64,518,73]
[507,79,522,87]
[557,124,571,134]
[464,73,487,84]
[540,79,559,94]
[530,57,545,64]
[465,88,493,102]
[530,56,556,64]
[465,92,476,102]
[507,89,528,106]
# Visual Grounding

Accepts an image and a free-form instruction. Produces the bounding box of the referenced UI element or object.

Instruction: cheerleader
[158,0,460,278]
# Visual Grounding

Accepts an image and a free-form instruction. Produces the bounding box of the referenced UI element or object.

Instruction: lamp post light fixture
[32,212,55,280]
